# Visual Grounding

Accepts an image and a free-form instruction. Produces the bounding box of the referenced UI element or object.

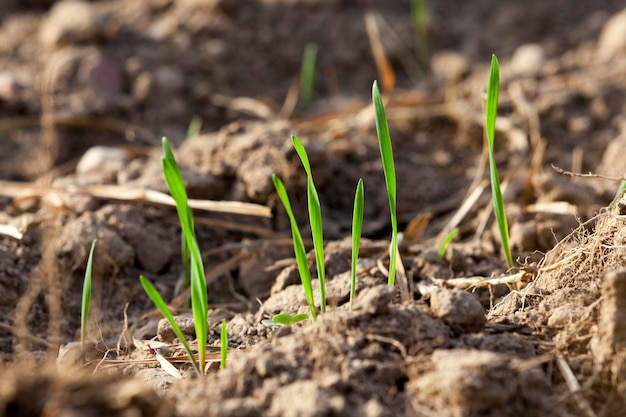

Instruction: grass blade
[485,55,513,270]
[272,174,316,320]
[220,319,227,370]
[185,116,202,139]
[349,179,364,310]
[438,228,459,258]
[300,43,318,108]
[372,81,398,286]
[161,137,208,373]
[292,135,326,313]
[140,275,201,375]
[412,0,429,74]
[80,239,97,363]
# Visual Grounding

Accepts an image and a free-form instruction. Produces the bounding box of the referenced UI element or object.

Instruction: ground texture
[2,1,626,416]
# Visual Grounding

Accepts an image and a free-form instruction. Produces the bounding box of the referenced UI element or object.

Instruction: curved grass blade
[220,319,227,370]
[485,55,513,270]
[80,239,97,364]
[438,228,459,258]
[161,137,208,373]
[349,179,364,310]
[140,275,201,376]
[292,135,326,313]
[372,81,398,286]
[272,174,317,320]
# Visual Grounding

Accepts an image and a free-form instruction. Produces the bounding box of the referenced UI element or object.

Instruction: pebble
[76,146,132,175]
[38,0,104,48]
[0,72,21,101]
[430,287,486,333]
[78,56,124,98]
[597,8,626,61]
[510,43,546,76]
[430,51,468,80]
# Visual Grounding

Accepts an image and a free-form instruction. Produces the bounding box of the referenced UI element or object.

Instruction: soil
[2,1,626,416]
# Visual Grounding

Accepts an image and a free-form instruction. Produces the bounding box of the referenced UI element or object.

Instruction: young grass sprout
[80,239,97,364]
[349,179,364,310]
[411,0,429,75]
[220,319,228,370]
[300,43,318,108]
[262,313,309,327]
[372,81,399,286]
[292,135,326,313]
[272,174,317,320]
[140,137,208,376]
[438,228,459,259]
[485,55,513,271]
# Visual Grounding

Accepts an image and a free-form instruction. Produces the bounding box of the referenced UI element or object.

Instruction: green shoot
[140,275,201,376]
[185,116,202,139]
[272,174,317,320]
[139,137,208,375]
[485,55,513,270]
[611,179,626,210]
[438,228,459,258]
[349,179,364,310]
[262,313,309,327]
[372,81,399,286]
[220,319,227,370]
[80,239,97,364]
[300,43,318,108]
[292,136,326,313]
[411,0,429,74]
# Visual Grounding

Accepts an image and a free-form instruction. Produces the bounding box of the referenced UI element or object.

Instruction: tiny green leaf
[80,239,97,363]
[220,319,228,370]
[300,43,318,107]
[438,228,459,258]
[271,313,309,325]
[349,179,364,310]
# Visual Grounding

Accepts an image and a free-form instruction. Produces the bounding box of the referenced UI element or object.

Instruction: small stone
[597,8,626,61]
[157,315,196,343]
[430,51,468,80]
[39,0,104,48]
[76,146,132,175]
[430,287,486,333]
[510,44,546,76]
[0,72,22,101]
[78,56,124,98]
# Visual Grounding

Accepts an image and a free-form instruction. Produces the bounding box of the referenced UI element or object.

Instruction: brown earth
[2,0,626,416]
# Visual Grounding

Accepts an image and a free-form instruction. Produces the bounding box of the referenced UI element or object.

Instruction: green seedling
[139,138,208,376]
[485,55,513,270]
[292,136,326,313]
[438,228,459,258]
[80,239,97,364]
[220,319,228,370]
[140,276,201,375]
[372,81,399,286]
[611,179,626,210]
[300,43,318,108]
[262,313,310,327]
[412,0,429,74]
[349,179,364,310]
[272,174,317,320]
[185,116,202,140]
